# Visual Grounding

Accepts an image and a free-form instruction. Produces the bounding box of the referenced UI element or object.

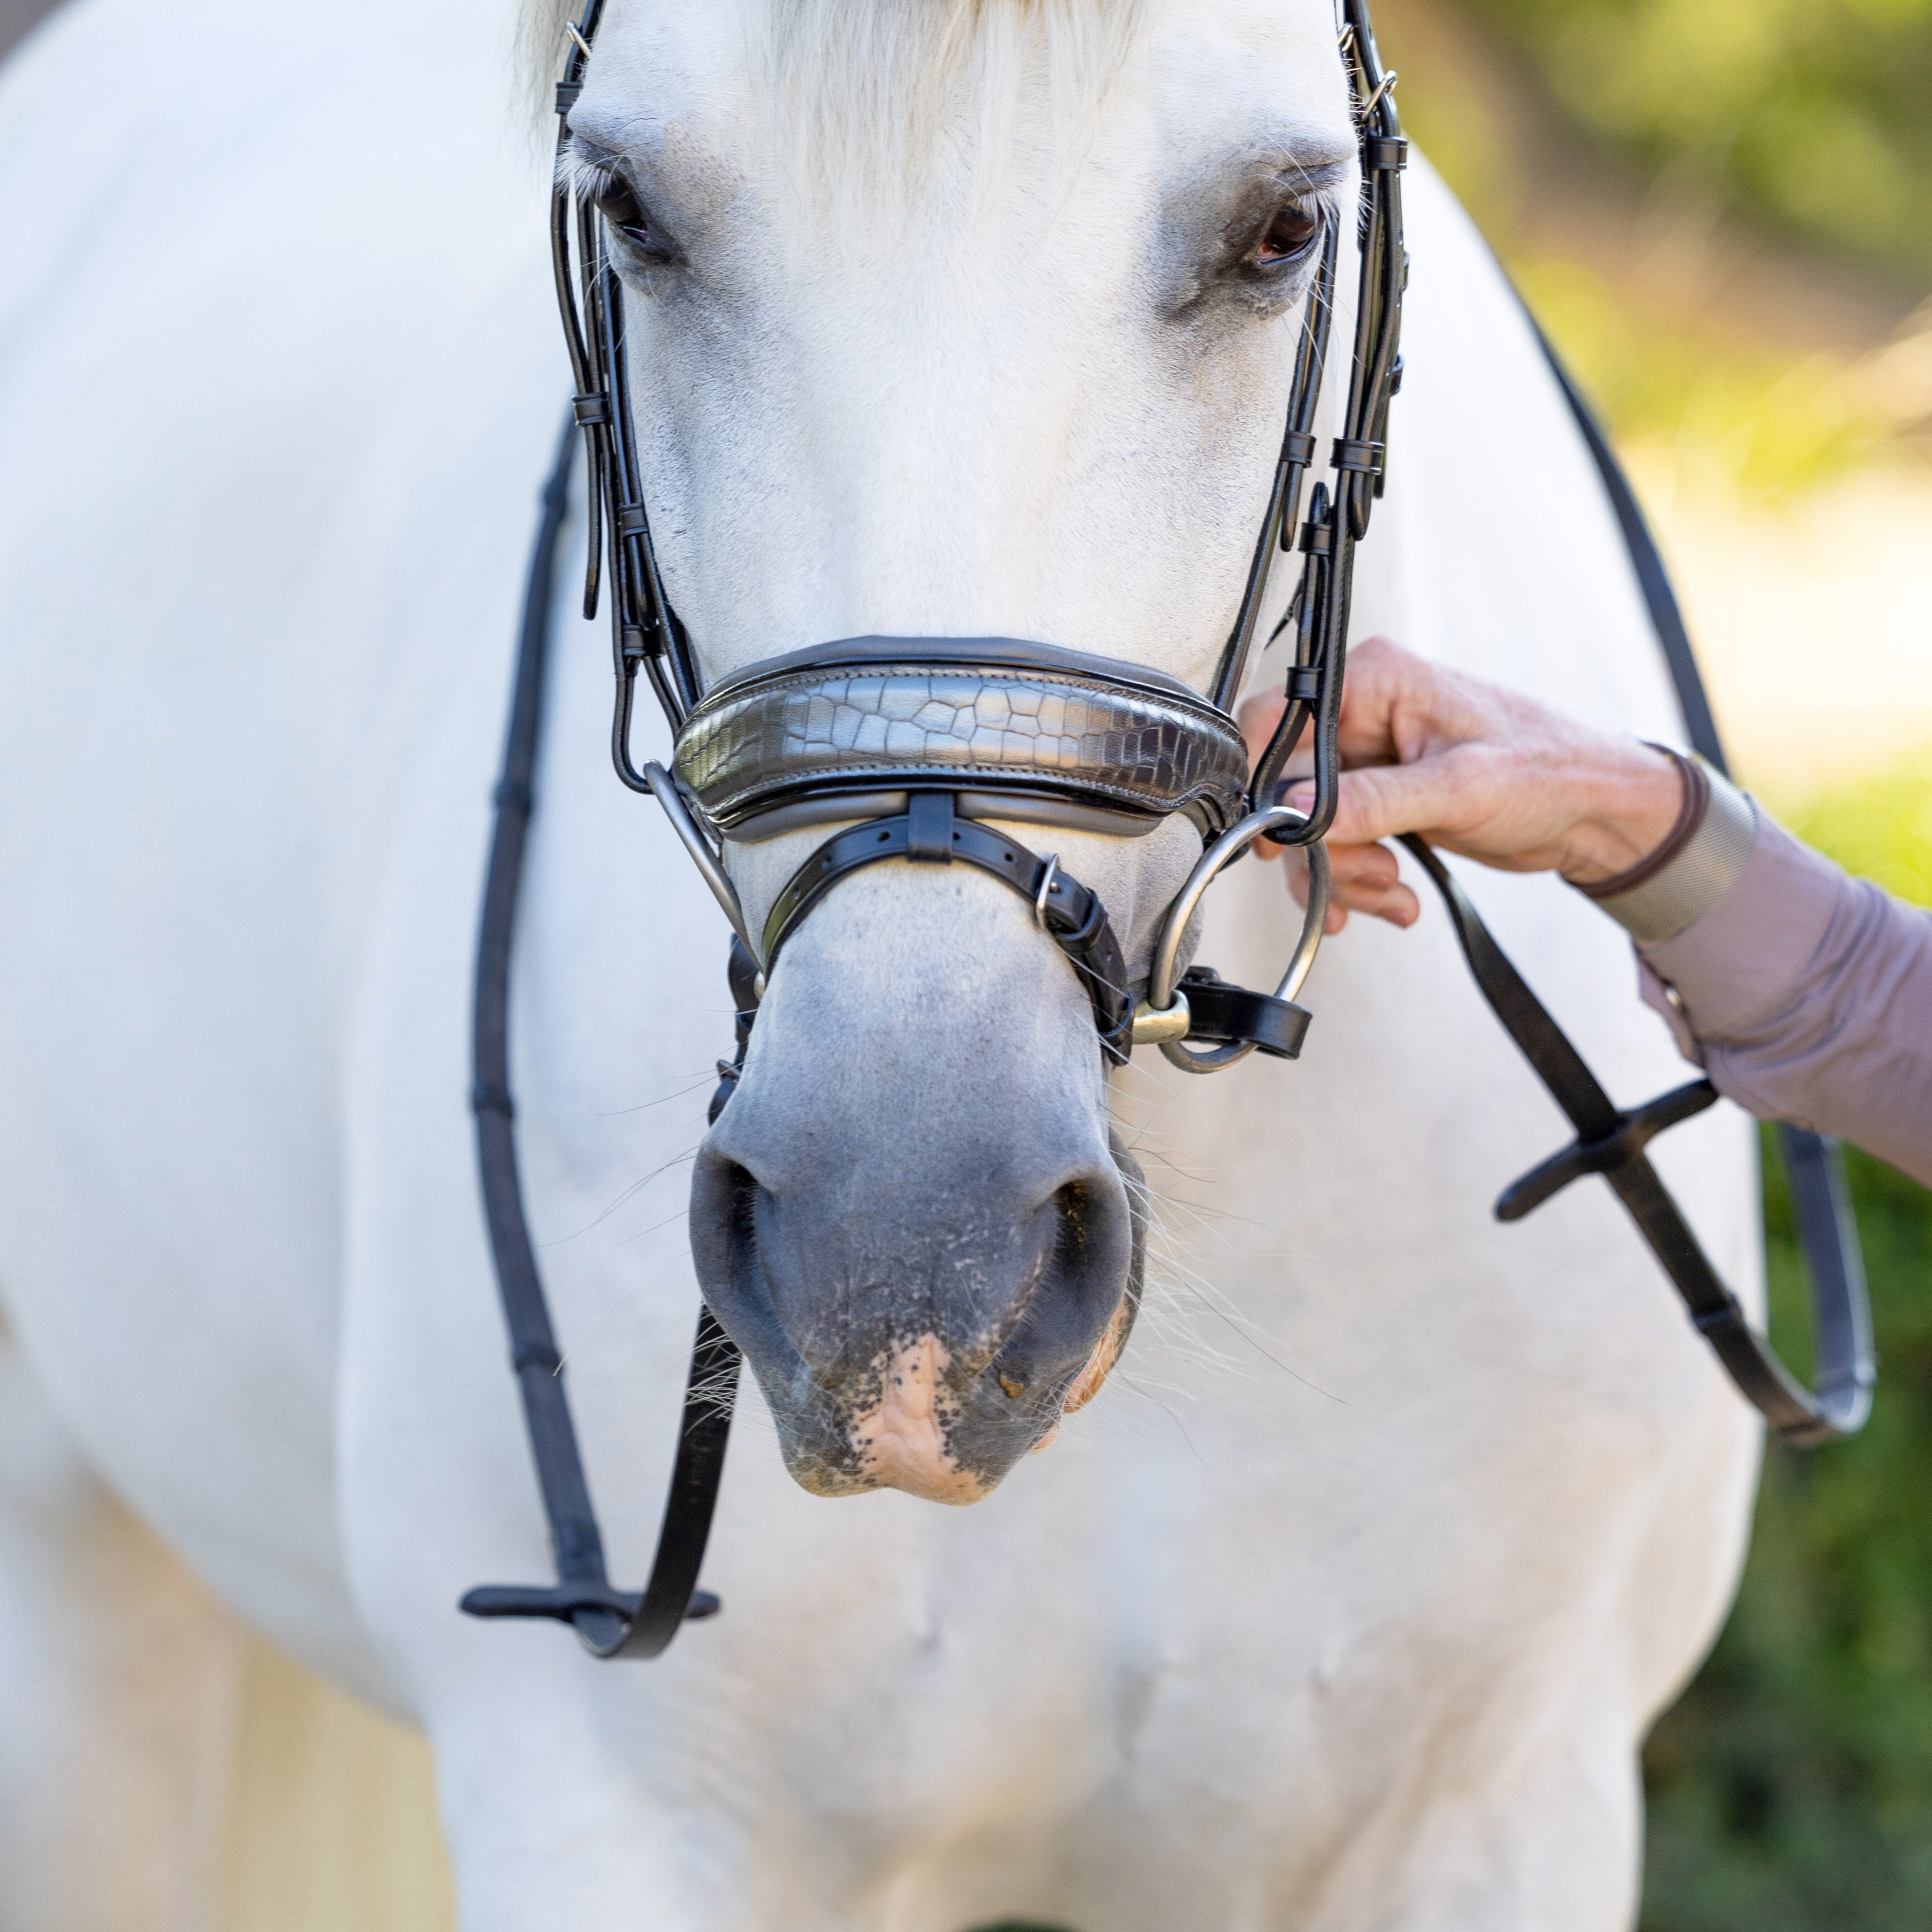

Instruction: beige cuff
[1588,758,1758,943]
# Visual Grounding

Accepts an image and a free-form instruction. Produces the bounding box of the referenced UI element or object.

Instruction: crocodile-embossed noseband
[666,636,1273,1070]
[672,636,1250,843]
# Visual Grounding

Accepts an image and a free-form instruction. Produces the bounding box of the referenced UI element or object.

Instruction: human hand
[1237,637,1686,932]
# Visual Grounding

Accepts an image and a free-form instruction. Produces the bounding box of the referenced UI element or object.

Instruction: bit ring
[1144,804,1330,1072]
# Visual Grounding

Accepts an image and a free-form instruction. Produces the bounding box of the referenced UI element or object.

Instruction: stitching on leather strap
[673,657,1247,837]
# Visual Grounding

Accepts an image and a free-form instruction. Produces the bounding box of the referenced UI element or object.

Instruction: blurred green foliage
[1377,0,1932,498]
[1514,254,1896,497]
[1782,754,1932,909]
[1461,0,1932,287]
[1641,761,1932,1930]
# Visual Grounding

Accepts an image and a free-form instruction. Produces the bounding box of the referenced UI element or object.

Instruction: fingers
[1238,688,1284,768]
[1239,637,1505,801]
[1279,847,1349,933]
[1337,636,1556,776]
[1333,636,1473,767]
[1325,839,1420,928]
[1281,839,1420,931]
[1240,642,1423,769]
[1240,636,1685,898]
[1328,838,1401,896]
[1286,759,1475,850]
[1340,877,1420,929]
[1243,635,1623,885]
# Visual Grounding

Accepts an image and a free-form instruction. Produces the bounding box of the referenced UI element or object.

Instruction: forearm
[1608,800,1932,1188]
[1247,642,1932,1184]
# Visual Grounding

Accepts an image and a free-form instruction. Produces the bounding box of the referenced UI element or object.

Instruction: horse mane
[524,0,1152,211]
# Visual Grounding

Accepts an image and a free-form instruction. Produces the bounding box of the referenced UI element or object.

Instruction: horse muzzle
[688,987,1144,1503]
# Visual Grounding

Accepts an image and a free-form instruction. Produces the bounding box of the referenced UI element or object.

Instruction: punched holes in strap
[762,809,1132,1062]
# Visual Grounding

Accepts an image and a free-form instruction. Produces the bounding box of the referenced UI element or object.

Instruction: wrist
[1582,760,1758,943]
[1555,740,1690,886]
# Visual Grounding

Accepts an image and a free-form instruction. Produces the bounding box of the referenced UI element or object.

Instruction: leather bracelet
[1572,744,1707,902]
[1576,750,1758,945]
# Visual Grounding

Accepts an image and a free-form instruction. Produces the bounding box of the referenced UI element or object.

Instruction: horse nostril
[692,1081,1142,1499]
[1051,1179,1094,1272]
[721,1159,758,1240]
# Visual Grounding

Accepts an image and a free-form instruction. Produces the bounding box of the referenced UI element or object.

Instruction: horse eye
[1249,205,1320,270]
[594,176,653,247]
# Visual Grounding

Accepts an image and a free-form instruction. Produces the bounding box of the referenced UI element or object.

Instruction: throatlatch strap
[1400,835,1873,1444]
[460,417,741,1660]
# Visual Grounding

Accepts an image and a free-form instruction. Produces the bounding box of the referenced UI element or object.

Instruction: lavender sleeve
[1632,815,1932,1188]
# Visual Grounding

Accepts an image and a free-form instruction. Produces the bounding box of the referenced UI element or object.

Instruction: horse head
[555,0,1357,1501]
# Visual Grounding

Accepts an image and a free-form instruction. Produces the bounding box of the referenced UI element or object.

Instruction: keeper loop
[1331,438,1385,474]
[1365,135,1409,171]
[471,1080,515,1119]
[906,791,956,863]
[1280,431,1317,468]
[1691,1295,1748,1337]
[572,392,611,426]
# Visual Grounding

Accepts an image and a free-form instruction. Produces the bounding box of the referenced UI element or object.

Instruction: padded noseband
[671,636,1254,1065]
[674,636,1250,840]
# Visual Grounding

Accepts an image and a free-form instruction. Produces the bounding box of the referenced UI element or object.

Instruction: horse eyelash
[555,140,621,203]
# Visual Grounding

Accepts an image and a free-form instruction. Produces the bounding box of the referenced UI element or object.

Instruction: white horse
[0,0,1763,1925]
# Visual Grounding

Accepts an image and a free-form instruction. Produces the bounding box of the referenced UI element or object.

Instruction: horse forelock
[525,0,1155,211]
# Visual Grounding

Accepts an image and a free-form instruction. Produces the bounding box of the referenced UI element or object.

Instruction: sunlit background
[2,1,1928,1927]
[1372,9,1932,1921]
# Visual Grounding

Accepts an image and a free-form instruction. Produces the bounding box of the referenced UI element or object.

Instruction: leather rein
[460,0,1874,1660]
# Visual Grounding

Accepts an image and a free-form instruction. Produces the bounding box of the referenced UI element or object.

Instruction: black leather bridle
[460,0,1874,1660]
